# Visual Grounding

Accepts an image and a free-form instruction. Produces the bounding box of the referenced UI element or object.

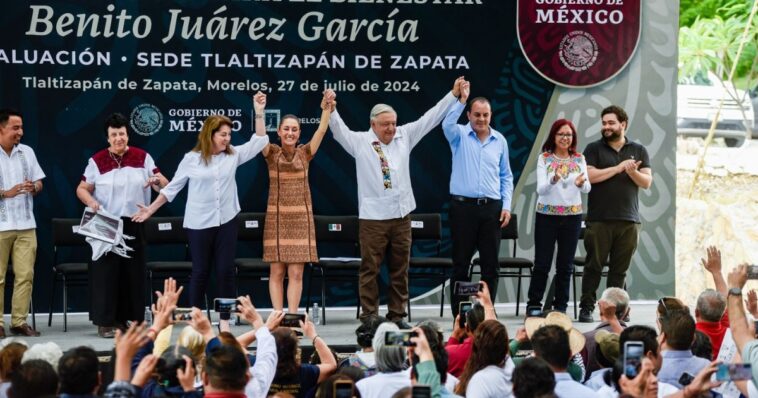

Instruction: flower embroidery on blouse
[371,141,392,190]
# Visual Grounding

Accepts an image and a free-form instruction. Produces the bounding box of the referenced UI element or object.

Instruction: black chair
[305,215,361,325]
[408,213,453,320]
[48,218,89,332]
[469,213,533,316]
[143,217,194,305]
[234,212,268,298]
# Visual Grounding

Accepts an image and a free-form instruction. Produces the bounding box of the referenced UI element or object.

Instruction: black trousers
[527,213,582,312]
[89,218,145,326]
[449,198,502,318]
[185,218,238,320]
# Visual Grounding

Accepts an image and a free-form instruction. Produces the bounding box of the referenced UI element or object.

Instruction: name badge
[245,220,259,229]
[158,223,172,231]
[328,224,342,232]
[411,221,424,229]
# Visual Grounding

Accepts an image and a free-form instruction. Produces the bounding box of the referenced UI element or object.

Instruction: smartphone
[172,307,193,321]
[748,265,758,279]
[333,379,354,398]
[678,372,694,387]
[526,306,543,317]
[281,313,306,327]
[716,363,752,381]
[385,330,417,347]
[623,341,644,378]
[458,302,473,328]
[213,298,241,313]
[454,281,482,296]
[411,385,431,398]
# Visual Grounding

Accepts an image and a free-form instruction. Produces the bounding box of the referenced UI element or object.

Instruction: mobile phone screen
[411,385,431,398]
[454,281,481,296]
[214,298,241,313]
[623,341,644,378]
[385,330,417,346]
[281,313,306,327]
[716,363,752,381]
[458,302,473,328]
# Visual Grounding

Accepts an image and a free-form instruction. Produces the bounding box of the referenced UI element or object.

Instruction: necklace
[109,148,126,169]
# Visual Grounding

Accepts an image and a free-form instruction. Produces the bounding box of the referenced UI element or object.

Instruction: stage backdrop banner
[0,0,674,313]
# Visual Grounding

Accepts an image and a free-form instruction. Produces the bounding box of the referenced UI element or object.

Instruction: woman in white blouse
[526,119,591,314]
[133,96,269,329]
[76,113,169,338]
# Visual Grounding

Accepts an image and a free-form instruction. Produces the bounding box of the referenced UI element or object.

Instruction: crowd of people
[1,248,757,398]
[4,77,750,398]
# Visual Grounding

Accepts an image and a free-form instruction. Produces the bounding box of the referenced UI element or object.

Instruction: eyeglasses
[556,133,573,137]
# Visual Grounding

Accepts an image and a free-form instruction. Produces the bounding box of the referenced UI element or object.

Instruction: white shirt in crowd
[329,93,457,220]
[588,368,680,398]
[0,144,45,231]
[465,357,516,397]
[245,327,278,398]
[82,147,159,218]
[554,372,600,398]
[160,134,269,229]
[356,369,412,398]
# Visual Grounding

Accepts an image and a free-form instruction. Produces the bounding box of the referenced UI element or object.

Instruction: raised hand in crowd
[598,298,623,333]
[451,314,466,342]
[677,360,722,398]
[301,314,337,382]
[176,355,197,393]
[113,322,150,382]
[727,264,753,353]
[475,281,497,320]
[701,245,727,295]
[746,289,758,318]
[189,307,215,343]
[151,277,183,333]
[130,354,159,388]
[410,327,434,364]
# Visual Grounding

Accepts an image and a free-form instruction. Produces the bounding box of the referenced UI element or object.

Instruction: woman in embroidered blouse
[526,119,591,314]
[76,112,169,338]
[132,98,269,330]
[261,89,335,314]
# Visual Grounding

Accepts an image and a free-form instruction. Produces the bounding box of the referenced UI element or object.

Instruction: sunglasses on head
[657,296,681,315]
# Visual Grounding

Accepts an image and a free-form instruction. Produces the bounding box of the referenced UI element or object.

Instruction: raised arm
[328,105,361,157]
[441,77,467,145]
[309,89,336,155]
[405,79,460,148]
[701,246,727,296]
[254,91,271,158]
[727,265,752,352]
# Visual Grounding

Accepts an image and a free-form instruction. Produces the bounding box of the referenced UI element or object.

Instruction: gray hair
[372,322,406,372]
[696,289,726,322]
[21,342,63,372]
[601,287,630,319]
[369,104,396,122]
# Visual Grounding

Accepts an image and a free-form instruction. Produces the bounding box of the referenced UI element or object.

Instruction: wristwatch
[728,287,742,297]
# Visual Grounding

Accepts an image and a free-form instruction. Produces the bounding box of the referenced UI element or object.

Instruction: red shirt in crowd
[695,312,729,359]
[446,336,474,377]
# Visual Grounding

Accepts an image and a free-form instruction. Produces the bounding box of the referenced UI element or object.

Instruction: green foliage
[678,1,758,89]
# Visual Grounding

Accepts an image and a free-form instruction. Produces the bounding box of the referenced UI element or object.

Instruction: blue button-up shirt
[442,101,513,210]
[657,349,711,388]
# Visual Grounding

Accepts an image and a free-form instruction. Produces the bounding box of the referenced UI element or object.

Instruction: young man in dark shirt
[578,105,653,323]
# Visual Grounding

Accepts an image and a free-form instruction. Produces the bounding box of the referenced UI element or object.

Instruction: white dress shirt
[82,147,159,218]
[160,134,269,229]
[0,144,45,231]
[329,93,457,220]
[465,357,515,397]
[356,369,412,398]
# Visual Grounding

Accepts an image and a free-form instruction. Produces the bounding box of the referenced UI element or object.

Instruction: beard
[602,128,622,142]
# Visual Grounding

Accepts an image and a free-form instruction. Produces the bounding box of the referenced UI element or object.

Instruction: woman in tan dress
[258,89,335,313]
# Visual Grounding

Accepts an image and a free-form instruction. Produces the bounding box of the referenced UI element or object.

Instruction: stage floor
[9,301,659,352]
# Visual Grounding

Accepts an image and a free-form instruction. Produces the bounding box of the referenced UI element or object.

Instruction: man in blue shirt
[442,79,513,317]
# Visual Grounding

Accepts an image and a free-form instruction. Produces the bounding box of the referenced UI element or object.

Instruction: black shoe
[98,326,115,338]
[393,319,412,329]
[578,308,594,323]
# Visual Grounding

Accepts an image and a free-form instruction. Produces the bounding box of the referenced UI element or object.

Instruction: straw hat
[524,311,586,356]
